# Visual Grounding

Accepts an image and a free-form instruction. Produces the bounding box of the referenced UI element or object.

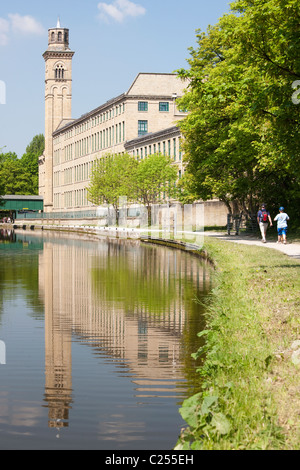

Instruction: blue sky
[0,0,231,157]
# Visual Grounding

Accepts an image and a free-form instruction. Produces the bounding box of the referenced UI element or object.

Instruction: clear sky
[0,0,231,157]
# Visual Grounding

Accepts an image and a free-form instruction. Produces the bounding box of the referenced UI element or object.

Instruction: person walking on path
[274,207,290,244]
[257,204,273,243]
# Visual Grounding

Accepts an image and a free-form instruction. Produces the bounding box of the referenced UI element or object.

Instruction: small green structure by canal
[0,195,43,220]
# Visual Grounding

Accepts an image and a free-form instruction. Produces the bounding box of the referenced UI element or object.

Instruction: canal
[0,229,212,450]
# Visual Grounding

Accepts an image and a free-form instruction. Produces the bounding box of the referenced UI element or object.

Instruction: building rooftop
[52,73,187,137]
[1,195,43,201]
[125,126,180,148]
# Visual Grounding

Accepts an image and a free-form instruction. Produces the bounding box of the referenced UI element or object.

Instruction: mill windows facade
[39,21,189,213]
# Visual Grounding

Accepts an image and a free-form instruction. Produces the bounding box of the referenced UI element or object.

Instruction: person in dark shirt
[257,204,273,243]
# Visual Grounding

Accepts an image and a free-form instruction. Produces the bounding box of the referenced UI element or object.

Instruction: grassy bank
[175,237,300,450]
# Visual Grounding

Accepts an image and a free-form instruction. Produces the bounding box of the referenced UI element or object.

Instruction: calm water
[0,229,211,450]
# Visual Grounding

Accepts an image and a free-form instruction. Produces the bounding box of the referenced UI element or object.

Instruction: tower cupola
[47,18,70,51]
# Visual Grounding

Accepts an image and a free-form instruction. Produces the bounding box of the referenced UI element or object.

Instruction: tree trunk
[147,205,151,227]
[220,197,232,215]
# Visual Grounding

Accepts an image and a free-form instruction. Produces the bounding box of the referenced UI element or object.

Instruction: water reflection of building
[40,234,210,427]
[42,242,73,428]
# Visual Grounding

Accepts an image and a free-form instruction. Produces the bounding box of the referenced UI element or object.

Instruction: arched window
[55,65,65,80]
[51,32,55,42]
[58,31,62,42]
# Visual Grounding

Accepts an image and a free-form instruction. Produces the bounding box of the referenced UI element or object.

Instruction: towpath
[205,232,300,261]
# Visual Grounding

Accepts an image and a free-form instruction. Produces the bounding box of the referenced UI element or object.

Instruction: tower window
[55,65,65,80]
[58,31,62,42]
[51,32,55,42]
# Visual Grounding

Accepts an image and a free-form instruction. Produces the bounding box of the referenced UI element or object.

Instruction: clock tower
[42,19,75,212]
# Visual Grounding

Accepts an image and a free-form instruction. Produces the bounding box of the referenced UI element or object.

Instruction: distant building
[39,20,189,213]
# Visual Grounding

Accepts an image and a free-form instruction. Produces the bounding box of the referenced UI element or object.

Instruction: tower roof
[45,21,73,52]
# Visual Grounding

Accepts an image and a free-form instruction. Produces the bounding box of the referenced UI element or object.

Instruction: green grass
[175,237,300,450]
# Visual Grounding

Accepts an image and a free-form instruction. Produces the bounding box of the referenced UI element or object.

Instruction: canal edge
[6,222,215,266]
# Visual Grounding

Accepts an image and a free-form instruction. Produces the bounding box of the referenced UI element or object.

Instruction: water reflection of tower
[42,242,73,429]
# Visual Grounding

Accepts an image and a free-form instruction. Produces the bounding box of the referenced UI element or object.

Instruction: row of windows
[73,104,125,137]
[54,161,96,187]
[57,100,175,142]
[54,137,183,187]
[74,189,89,207]
[54,122,126,164]
[53,178,183,210]
[133,137,182,162]
[53,189,89,209]
[63,191,73,209]
[138,101,170,112]
[64,143,73,162]
[75,123,125,156]
[75,162,93,183]
[64,168,73,185]
[54,104,126,143]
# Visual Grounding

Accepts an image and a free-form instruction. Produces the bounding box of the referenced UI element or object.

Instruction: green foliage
[135,153,178,205]
[0,134,44,196]
[0,240,44,318]
[87,153,138,214]
[175,237,300,449]
[175,391,232,450]
[87,152,178,224]
[134,153,178,222]
[176,0,300,220]
[90,244,178,314]
[25,134,45,158]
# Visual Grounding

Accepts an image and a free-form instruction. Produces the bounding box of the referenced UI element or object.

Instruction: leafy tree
[134,153,178,224]
[20,134,45,194]
[0,135,44,196]
[25,134,45,158]
[0,152,19,196]
[0,158,32,195]
[87,153,138,224]
[0,151,18,162]
[87,152,179,226]
[176,0,300,219]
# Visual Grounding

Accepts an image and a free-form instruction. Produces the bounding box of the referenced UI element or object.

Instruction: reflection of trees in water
[90,240,212,388]
[91,241,209,315]
[0,232,44,320]
[91,243,179,316]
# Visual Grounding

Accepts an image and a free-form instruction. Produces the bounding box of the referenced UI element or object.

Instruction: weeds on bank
[175,238,300,450]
